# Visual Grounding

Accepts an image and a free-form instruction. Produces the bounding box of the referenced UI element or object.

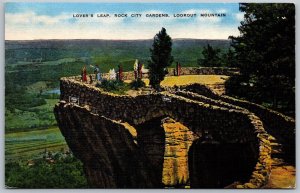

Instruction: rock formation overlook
[54,68,295,188]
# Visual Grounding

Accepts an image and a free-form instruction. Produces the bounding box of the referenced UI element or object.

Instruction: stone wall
[81,67,239,81]
[220,95,295,163]
[180,83,295,164]
[60,78,259,144]
[173,90,244,111]
[54,77,277,188]
[166,67,240,77]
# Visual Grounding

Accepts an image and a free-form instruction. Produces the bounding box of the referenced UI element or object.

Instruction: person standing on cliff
[138,62,142,79]
[176,62,181,76]
[95,64,101,82]
[81,65,87,82]
[118,64,123,81]
[89,74,93,84]
[134,59,138,80]
[90,64,101,82]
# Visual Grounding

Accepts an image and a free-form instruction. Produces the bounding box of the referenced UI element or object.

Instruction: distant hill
[5,39,230,50]
[5,39,230,69]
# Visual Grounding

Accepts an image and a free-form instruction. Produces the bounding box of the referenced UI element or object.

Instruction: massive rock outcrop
[55,102,161,188]
[54,76,295,188]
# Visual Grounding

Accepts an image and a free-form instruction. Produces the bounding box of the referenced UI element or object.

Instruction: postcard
[4,2,295,189]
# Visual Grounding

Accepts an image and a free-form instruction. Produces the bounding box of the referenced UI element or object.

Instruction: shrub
[96,79,130,95]
[130,79,145,90]
[5,154,88,188]
[97,79,123,90]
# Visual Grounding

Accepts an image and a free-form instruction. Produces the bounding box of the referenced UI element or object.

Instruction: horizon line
[5,38,230,41]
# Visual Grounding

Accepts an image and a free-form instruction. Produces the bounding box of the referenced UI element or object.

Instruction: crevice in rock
[135,117,166,188]
[188,138,257,188]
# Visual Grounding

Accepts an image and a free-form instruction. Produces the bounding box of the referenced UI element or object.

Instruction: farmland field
[5,127,67,163]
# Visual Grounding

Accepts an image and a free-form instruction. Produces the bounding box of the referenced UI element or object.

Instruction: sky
[5,3,244,40]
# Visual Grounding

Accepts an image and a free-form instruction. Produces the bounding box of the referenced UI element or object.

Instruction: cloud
[5,11,126,26]
[5,11,70,25]
[5,22,239,40]
[216,9,228,13]
[235,12,244,21]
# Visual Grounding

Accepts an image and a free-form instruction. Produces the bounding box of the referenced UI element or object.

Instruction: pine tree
[222,48,237,67]
[197,44,222,67]
[228,3,295,115]
[148,28,174,89]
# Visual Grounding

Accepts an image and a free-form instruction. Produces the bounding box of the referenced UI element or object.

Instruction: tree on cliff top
[227,3,295,115]
[148,27,174,90]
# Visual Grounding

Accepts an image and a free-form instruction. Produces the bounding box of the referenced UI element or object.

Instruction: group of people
[80,60,181,83]
[81,64,123,83]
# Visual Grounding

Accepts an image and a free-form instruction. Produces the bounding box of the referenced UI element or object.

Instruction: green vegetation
[197,45,237,67]
[148,28,174,89]
[5,126,86,188]
[5,60,85,132]
[197,44,222,67]
[5,99,58,133]
[6,39,230,68]
[96,79,146,94]
[5,127,67,162]
[222,48,237,67]
[130,79,146,90]
[96,80,131,95]
[226,3,295,116]
[5,152,88,188]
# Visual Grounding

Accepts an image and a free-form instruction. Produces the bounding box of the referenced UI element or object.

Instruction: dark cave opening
[188,139,257,188]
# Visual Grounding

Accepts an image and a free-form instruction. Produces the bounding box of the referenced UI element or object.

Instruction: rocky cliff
[54,102,161,188]
[54,76,295,188]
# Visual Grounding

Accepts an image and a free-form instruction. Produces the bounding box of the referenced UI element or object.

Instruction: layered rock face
[54,77,295,188]
[161,118,197,187]
[54,102,161,188]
